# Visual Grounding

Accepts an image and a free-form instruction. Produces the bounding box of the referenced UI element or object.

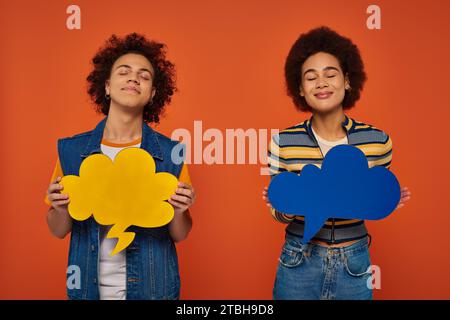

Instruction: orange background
[1,0,449,299]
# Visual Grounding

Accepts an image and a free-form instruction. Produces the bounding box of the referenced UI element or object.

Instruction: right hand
[262,186,272,208]
[47,176,70,212]
[262,186,295,219]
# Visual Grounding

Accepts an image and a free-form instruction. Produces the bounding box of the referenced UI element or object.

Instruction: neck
[103,102,143,143]
[311,107,347,141]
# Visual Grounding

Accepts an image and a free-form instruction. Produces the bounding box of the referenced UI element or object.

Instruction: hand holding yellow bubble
[60,148,178,256]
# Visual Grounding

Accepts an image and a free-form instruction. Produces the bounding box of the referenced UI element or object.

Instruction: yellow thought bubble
[60,148,178,256]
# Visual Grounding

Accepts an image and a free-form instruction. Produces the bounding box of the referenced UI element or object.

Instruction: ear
[299,83,304,97]
[151,87,156,100]
[344,73,351,90]
[105,79,110,95]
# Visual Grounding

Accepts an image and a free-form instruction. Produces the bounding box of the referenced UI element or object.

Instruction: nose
[315,77,328,89]
[127,72,139,84]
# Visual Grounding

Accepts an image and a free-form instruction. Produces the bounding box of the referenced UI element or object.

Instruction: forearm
[46,207,73,239]
[168,209,192,242]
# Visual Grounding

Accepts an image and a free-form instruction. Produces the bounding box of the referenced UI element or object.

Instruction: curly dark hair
[285,26,367,112]
[86,33,176,124]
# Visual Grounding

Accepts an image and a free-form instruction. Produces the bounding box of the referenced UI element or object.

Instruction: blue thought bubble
[268,144,401,244]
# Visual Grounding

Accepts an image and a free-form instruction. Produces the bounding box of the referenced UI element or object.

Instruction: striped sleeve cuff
[270,207,295,224]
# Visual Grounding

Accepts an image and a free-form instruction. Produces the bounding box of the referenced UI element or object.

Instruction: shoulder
[58,129,94,144]
[152,129,181,148]
[272,119,313,147]
[151,128,186,162]
[350,118,391,144]
[280,119,308,134]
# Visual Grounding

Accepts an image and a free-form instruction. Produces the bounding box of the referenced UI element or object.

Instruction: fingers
[396,187,412,209]
[52,199,70,207]
[48,177,64,194]
[174,186,193,198]
[399,187,412,203]
[48,193,69,202]
[170,183,195,212]
[48,183,63,194]
[401,194,411,202]
[51,196,70,211]
[52,176,62,184]
[168,198,188,211]
[401,187,411,196]
[262,186,271,207]
[173,182,196,204]
[168,199,189,213]
[177,182,191,189]
[170,194,191,204]
[47,177,69,208]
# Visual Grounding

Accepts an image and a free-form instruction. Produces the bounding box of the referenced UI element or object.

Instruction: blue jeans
[273,233,373,300]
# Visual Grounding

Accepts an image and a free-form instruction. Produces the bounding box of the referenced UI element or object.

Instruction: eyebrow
[303,66,340,77]
[115,64,154,76]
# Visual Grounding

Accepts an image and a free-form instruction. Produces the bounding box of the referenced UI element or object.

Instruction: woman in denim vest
[45,33,195,300]
[263,26,411,300]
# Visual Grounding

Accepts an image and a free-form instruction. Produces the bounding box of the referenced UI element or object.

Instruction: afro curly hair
[87,32,176,124]
[285,26,367,112]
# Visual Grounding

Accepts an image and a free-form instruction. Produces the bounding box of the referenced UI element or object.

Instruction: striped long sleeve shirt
[267,115,393,243]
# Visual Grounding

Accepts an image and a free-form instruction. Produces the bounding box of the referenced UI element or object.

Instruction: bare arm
[46,176,73,239]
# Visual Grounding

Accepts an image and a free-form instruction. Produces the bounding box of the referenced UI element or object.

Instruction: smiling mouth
[122,87,140,94]
[314,92,333,99]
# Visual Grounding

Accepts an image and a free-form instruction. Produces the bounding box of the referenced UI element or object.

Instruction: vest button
[91,245,95,251]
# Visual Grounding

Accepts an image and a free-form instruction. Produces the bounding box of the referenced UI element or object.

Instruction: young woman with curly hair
[45,33,195,300]
[262,26,411,300]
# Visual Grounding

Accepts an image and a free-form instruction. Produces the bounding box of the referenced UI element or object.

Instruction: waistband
[285,232,370,258]
[285,219,368,244]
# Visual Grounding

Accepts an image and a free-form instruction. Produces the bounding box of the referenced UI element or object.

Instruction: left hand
[168,182,196,215]
[396,186,411,209]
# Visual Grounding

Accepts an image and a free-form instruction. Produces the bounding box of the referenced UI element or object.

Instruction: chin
[310,104,340,114]
[117,99,144,109]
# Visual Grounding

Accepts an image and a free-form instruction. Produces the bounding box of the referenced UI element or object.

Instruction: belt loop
[339,247,346,263]
[367,233,372,248]
[302,242,311,257]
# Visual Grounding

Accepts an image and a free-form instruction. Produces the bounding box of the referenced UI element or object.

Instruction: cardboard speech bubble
[268,144,401,244]
[61,148,178,256]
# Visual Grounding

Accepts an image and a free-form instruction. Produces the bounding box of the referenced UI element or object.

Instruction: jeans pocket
[343,249,372,277]
[278,239,304,268]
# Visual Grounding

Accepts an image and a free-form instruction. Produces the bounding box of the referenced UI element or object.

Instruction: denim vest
[58,117,184,300]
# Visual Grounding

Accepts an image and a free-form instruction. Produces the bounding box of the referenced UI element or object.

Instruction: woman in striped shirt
[262,26,411,300]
